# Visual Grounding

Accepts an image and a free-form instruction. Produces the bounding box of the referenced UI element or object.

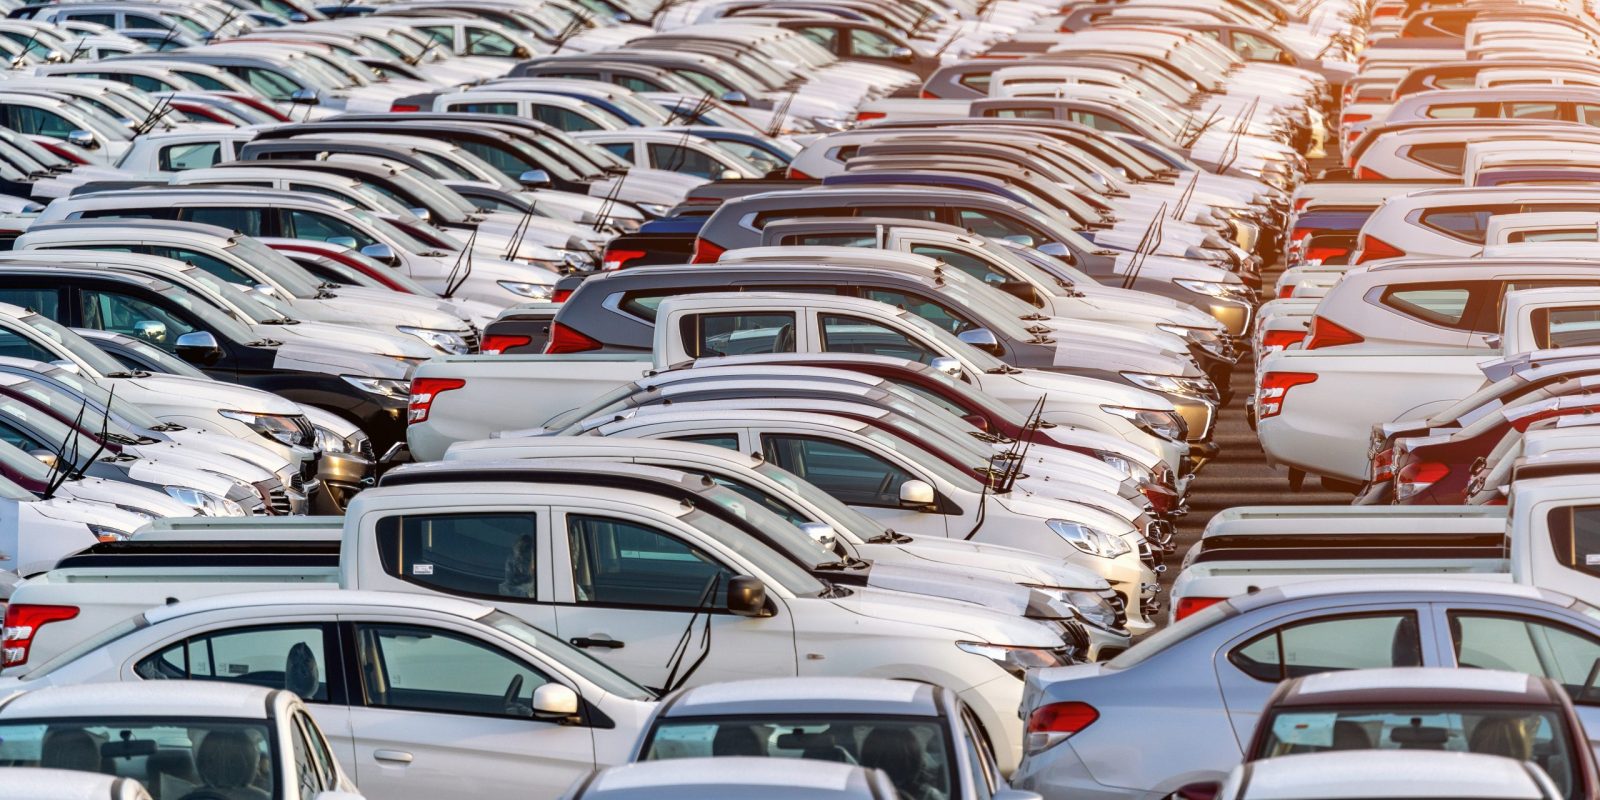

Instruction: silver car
[566,758,899,800]
[1012,579,1600,800]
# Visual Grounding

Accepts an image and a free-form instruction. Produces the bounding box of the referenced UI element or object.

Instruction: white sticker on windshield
[413,564,434,576]
[1272,713,1336,748]
[1585,554,1600,566]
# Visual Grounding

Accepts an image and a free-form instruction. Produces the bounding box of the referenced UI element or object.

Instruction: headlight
[1099,405,1187,442]
[87,523,132,543]
[1156,324,1231,359]
[341,376,410,398]
[315,425,348,454]
[164,486,245,517]
[1057,589,1119,629]
[811,116,848,131]
[397,326,470,355]
[1095,452,1132,477]
[561,249,595,269]
[955,641,1070,678]
[634,203,670,217]
[218,410,311,447]
[1174,279,1251,301]
[1119,372,1212,398]
[1047,519,1132,558]
[496,280,553,300]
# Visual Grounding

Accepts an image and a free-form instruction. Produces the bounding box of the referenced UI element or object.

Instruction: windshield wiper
[149,423,184,432]
[866,530,912,544]
[262,318,301,325]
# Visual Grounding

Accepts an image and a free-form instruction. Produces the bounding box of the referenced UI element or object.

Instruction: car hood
[114,374,302,416]
[1006,368,1177,412]
[260,318,434,360]
[55,475,198,518]
[162,428,287,475]
[1046,338,1201,378]
[884,538,1109,590]
[31,494,152,537]
[268,341,412,381]
[826,584,1063,648]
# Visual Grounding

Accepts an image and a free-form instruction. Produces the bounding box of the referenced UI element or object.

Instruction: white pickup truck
[1256,287,1600,486]
[3,462,1075,771]
[1168,473,1600,622]
[409,292,1189,469]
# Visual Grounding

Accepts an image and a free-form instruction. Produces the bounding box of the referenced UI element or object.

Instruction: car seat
[285,641,319,700]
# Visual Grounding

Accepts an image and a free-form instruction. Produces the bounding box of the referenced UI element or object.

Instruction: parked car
[1215,751,1564,800]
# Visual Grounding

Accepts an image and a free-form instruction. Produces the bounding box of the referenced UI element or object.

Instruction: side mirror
[359,243,399,266]
[957,327,1003,355]
[1484,333,1502,348]
[519,169,553,189]
[719,168,743,180]
[133,319,169,343]
[720,90,749,106]
[252,284,279,298]
[530,683,580,719]
[1175,782,1222,800]
[289,88,320,106]
[1037,241,1071,258]
[30,450,58,469]
[889,46,915,63]
[66,129,97,150]
[899,479,936,510]
[929,356,963,377]
[327,236,359,249]
[726,575,768,617]
[407,207,432,222]
[797,521,837,548]
[512,45,532,59]
[174,330,222,366]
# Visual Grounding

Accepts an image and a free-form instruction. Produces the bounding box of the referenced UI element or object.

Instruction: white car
[1216,751,1562,800]
[1353,186,1600,263]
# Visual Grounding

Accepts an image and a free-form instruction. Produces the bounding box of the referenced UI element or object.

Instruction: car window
[861,289,975,336]
[295,710,338,788]
[567,513,733,608]
[77,289,201,353]
[159,142,221,171]
[909,244,1011,285]
[465,27,517,56]
[0,288,59,319]
[450,101,516,115]
[289,713,325,796]
[0,719,275,797]
[354,623,551,718]
[797,26,837,49]
[820,313,940,364]
[1423,103,1489,119]
[679,311,797,358]
[533,105,601,132]
[1379,286,1473,328]
[849,29,898,57]
[5,105,76,139]
[134,624,334,702]
[376,512,540,601]
[762,434,914,508]
[1580,104,1600,127]
[1452,613,1600,706]
[962,707,998,800]
[648,144,721,179]
[1532,306,1600,349]
[1229,612,1423,681]
[178,207,262,237]
[667,433,740,450]
[788,233,878,247]
[156,247,257,287]
[1547,503,1600,580]
[601,141,635,161]
[1418,206,1516,244]
[1506,102,1563,120]
[284,209,375,248]
[1405,143,1467,173]
[0,324,56,363]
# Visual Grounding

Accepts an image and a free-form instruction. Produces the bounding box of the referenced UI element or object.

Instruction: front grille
[294,456,318,492]
[1059,622,1089,657]
[357,437,374,460]
[290,415,315,448]
[268,486,292,515]
[462,325,481,354]
[1138,540,1155,567]
[1106,592,1128,629]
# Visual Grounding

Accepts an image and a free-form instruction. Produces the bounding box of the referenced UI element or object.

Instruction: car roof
[0,681,278,720]
[27,219,238,243]
[662,677,941,717]
[1279,668,1548,707]
[142,589,496,627]
[1239,578,1557,612]
[582,758,881,798]
[1238,751,1545,800]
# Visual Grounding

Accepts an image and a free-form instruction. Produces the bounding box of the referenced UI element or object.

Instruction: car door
[758,430,950,537]
[1211,605,1438,747]
[549,503,797,691]
[1436,603,1600,758]
[341,617,599,800]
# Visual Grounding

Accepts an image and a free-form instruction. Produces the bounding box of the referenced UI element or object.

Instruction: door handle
[570,635,626,649]
[373,750,413,765]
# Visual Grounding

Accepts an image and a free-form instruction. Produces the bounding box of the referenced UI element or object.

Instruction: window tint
[849,29,898,57]
[533,105,601,132]
[601,141,635,161]
[178,207,261,237]
[1379,286,1472,328]
[762,434,914,508]
[1548,504,1600,579]
[0,288,59,318]
[284,209,374,247]
[567,514,732,607]
[798,26,837,49]
[450,102,517,115]
[909,245,1010,284]
[1452,613,1600,705]
[355,624,550,718]
[6,106,76,139]
[820,313,940,363]
[862,289,974,335]
[376,512,540,601]
[465,27,517,56]
[289,715,325,797]
[1533,306,1600,349]
[679,311,797,358]
[1405,143,1466,173]
[78,289,200,352]
[1418,206,1515,243]
[133,624,333,701]
[648,144,722,179]
[957,74,991,93]
[1229,613,1422,681]
[0,325,58,362]
[296,710,338,788]
[158,142,221,171]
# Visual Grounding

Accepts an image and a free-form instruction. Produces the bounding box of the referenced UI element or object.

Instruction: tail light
[1304,244,1351,263]
[552,288,573,303]
[545,322,602,354]
[786,167,814,179]
[1257,372,1318,420]
[2,604,79,668]
[1277,284,1295,299]
[1396,461,1449,501]
[1175,596,1225,620]
[602,248,647,270]
[1355,234,1404,264]
[481,334,531,355]
[1293,197,1310,212]
[855,111,885,122]
[1340,112,1372,126]
[919,89,938,99]
[1356,165,1389,180]
[691,239,726,263]
[407,377,465,424]
[1025,701,1098,753]
[1305,316,1365,349]
[391,103,421,112]
[1260,329,1307,354]
[1372,447,1396,481]
[1140,482,1178,515]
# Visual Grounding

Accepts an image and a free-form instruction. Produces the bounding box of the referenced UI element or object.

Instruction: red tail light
[1277,284,1295,299]
[1356,166,1389,180]
[480,334,531,355]
[1396,461,1449,501]
[391,103,421,112]
[1025,701,1098,753]
[602,248,648,270]
[1305,316,1365,349]
[1304,244,1351,263]
[1175,596,1225,620]
[1340,112,1372,126]
[1260,329,1307,353]
[919,89,938,99]
[1372,447,1396,481]
[1257,372,1318,420]
[407,377,465,424]
[545,322,602,354]
[1290,228,1315,242]
[3,604,79,668]
[1293,197,1310,212]
[552,288,573,303]
[691,239,727,263]
[855,111,885,122]
[1355,234,1404,264]
[787,167,814,179]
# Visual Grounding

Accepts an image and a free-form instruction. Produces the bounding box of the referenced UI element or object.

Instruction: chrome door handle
[373,750,413,764]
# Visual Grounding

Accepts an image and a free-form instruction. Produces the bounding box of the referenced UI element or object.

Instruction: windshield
[0,718,278,799]
[753,461,892,539]
[0,394,99,456]
[899,312,1010,373]
[227,237,327,299]
[859,424,981,492]
[643,714,953,799]
[21,315,128,377]
[99,334,210,379]
[179,265,292,324]
[480,610,655,700]
[43,368,168,431]
[5,376,154,442]
[155,286,260,345]
[1256,706,1575,799]
[0,436,53,483]
[682,507,827,597]
[352,208,442,255]
[698,480,844,568]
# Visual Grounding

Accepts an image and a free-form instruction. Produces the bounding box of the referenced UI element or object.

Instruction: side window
[789,233,877,248]
[1547,504,1600,578]
[820,313,940,364]
[354,624,551,718]
[284,210,375,247]
[861,289,974,335]
[991,108,1056,120]
[961,708,999,800]
[1417,207,1512,244]
[77,289,200,352]
[465,28,517,56]
[647,144,720,179]
[617,76,666,92]
[601,141,635,161]
[1451,613,1600,703]
[0,288,60,318]
[158,247,256,286]
[956,74,991,93]
[296,710,339,788]
[866,205,939,223]
[1505,102,1563,120]
[1424,103,1489,119]
[133,624,334,702]
[1579,104,1600,127]
[678,311,797,358]
[1404,143,1467,174]
[1532,306,1600,349]
[158,142,222,171]
[376,512,540,601]
[666,433,740,450]
[0,326,59,361]
[417,26,454,46]
[533,105,600,132]
[1229,613,1422,681]
[5,106,76,139]
[289,714,325,797]
[1066,110,1131,133]
[762,434,914,508]
[1378,286,1473,329]
[567,514,732,607]
[798,26,838,50]
[957,209,1039,243]
[908,245,1010,284]
[849,29,898,57]
[450,102,517,115]
[178,207,262,237]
